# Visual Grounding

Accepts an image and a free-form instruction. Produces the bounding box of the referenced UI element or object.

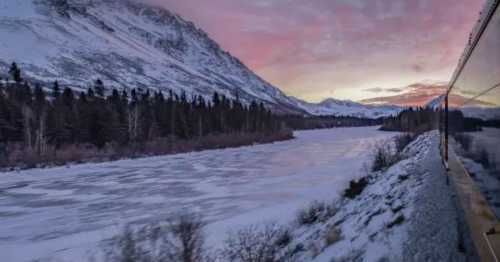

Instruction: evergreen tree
[94,79,105,98]
[52,81,61,99]
[0,62,289,166]
[9,62,22,83]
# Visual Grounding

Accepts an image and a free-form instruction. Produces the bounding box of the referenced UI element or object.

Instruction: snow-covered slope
[282,131,470,261]
[291,97,403,118]
[0,0,404,118]
[0,0,305,113]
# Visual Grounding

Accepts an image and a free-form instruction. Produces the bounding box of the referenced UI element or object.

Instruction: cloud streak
[155,0,485,103]
[361,82,449,106]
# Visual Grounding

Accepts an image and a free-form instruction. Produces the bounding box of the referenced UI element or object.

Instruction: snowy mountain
[0,0,401,118]
[291,97,403,118]
[425,95,445,109]
[0,0,305,113]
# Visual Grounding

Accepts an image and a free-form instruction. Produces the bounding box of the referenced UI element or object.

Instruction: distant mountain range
[290,97,402,118]
[0,0,401,118]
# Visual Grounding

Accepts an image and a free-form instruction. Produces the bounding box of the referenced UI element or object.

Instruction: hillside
[292,97,402,118]
[0,0,400,118]
[0,0,305,113]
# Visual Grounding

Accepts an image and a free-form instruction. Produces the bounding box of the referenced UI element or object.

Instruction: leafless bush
[1,131,294,170]
[105,214,210,262]
[343,177,368,199]
[372,144,395,172]
[386,214,405,229]
[454,133,472,152]
[296,201,337,225]
[165,214,208,262]
[372,134,418,172]
[274,228,292,248]
[468,148,492,169]
[374,133,416,172]
[394,133,414,153]
[106,226,150,262]
[489,155,498,175]
[221,223,291,262]
[324,226,342,246]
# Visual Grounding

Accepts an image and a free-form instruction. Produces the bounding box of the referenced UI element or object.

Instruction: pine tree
[33,84,47,155]
[52,81,61,99]
[94,79,105,98]
[0,63,288,166]
[9,62,22,83]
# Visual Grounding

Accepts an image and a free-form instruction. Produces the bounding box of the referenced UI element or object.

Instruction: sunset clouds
[154,0,485,103]
[361,82,449,107]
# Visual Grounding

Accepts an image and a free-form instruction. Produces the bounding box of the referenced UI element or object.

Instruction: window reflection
[445,2,500,218]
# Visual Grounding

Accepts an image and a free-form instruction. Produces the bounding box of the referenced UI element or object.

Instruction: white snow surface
[0,127,397,262]
[283,131,467,262]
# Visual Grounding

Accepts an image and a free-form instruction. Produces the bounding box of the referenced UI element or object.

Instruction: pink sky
[154,0,485,103]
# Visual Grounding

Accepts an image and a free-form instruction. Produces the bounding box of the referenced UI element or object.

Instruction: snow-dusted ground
[281,131,468,262]
[0,127,397,262]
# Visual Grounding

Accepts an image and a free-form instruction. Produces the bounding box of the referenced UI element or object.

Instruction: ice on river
[0,127,398,261]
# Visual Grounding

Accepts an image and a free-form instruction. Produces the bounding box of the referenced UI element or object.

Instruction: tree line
[380,107,440,133]
[0,63,289,167]
[282,115,382,130]
[380,107,488,134]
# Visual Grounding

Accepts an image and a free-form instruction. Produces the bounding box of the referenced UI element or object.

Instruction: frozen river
[0,127,397,261]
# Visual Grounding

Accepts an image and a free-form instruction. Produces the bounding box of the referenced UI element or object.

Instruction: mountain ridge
[291,97,403,118]
[0,0,400,118]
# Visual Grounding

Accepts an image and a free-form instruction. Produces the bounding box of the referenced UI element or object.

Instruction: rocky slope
[0,0,305,113]
[0,0,400,118]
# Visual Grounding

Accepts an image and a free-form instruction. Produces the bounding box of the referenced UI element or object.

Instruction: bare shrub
[372,144,394,172]
[274,228,293,248]
[465,146,492,169]
[307,241,321,258]
[372,134,418,173]
[166,214,208,262]
[0,131,294,170]
[476,148,491,169]
[106,214,210,262]
[343,177,368,199]
[221,223,290,262]
[489,156,498,178]
[324,226,342,246]
[386,215,405,229]
[394,133,414,153]
[454,133,472,152]
[296,201,337,226]
[371,133,413,172]
[106,226,150,262]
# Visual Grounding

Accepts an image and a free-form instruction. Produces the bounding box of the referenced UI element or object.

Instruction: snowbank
[279,131,468,262]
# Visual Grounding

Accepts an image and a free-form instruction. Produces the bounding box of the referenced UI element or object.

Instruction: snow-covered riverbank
[284,131,469,262]
[0,127,397,261]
